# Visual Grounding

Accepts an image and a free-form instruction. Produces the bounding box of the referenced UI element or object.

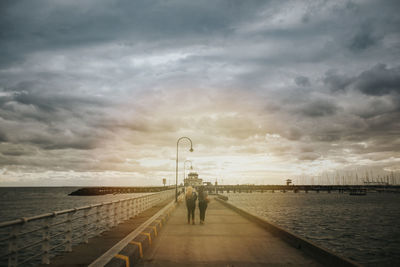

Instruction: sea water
[0,188,399,266]
[224,191,400,266]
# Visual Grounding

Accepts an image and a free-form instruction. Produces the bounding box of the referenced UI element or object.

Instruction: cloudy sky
[0,0,399,186]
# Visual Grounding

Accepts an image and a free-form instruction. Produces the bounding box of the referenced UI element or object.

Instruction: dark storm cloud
[356,64,400,96]
[1,146,35,156]
[323,64,400,96]
[0,130,7,142]
[0,0,265,66]
[0,82,112,150]
[295,76,311,87]
[348,23,381,52]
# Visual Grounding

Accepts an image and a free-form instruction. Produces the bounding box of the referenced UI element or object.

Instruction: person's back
[197,186,209,224]
[185,186,197,224]
[186,191,197,208]
[198,190,208,203]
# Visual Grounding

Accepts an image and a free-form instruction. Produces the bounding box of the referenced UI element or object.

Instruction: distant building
[286,179,292,186]
[184,172,203,187]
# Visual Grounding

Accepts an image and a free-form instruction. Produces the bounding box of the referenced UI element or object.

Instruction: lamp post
[176,137,194,202]
[183,160,193,185]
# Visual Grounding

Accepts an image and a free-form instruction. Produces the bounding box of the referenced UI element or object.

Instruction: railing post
[130,199,135,217]
[82,208,90,244]
[118,201,122,223]
[65,210,76,252]
[120,201,124,221]
[127,199,132,219]
[135,198,138,215]
[107,203,113,228]
[125,200,129,220]
[114,201,119,227]
[95,205,101,235]
[42,215,54,264]
[126,200,130,220]
[8,224,22,267]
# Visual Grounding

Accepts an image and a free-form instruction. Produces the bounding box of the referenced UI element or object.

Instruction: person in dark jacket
[185,186,197,225]
[197,186,209,224]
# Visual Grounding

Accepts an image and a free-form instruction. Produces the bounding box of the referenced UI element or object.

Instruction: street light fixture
[176,137,194,202]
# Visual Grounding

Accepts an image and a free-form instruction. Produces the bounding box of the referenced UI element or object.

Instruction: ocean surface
[0,188,399,266]
[0,187,152,222]
[224,191,400,266]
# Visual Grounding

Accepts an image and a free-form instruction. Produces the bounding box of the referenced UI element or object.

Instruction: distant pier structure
[69,184,400,196]
[69,186,174,196]
[210,184,400,194]
[184,172,203,187]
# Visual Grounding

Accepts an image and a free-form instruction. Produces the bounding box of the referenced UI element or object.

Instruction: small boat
[349,189,367,196]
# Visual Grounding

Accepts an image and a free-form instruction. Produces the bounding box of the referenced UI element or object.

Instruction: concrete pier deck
[136,198,322,267]
[43,199,172,267]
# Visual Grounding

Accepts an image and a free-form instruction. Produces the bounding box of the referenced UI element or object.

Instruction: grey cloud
[348,24,381,52]
[0,0,265,66]
[298,153,320,161]
[197,114,265,140]
[323,71,354,93]
[352,97,399,119]
[1,147,36,156]
[299,99,339,117]
[0,131,7,142]
[295,76,311,87]
[285,127,303,141]
[299,146,314,153]
[323,64,400,96]
[312,134,341,142]
[355,64,400,96]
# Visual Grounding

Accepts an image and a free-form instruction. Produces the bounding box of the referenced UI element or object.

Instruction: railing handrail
[0,189,176,266]
[0,192,162,228]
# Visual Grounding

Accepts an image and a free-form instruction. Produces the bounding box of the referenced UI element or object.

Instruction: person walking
[185,186,197,225]
[198,186,209,225]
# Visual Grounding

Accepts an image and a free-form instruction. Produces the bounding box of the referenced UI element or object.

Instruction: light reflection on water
[225,191,400,266]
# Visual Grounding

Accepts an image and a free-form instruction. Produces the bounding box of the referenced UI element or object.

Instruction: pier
[1,190,362,266]
[50,196,357,266]
[133,197,327,267]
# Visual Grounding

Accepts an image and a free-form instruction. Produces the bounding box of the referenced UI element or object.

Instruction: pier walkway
[42,199,172,267]
[136,197,322,267]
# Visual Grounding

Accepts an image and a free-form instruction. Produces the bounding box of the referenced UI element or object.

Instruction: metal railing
[0,189,175,267]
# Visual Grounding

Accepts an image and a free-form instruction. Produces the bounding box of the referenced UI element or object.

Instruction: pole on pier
[176,137,194,202]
